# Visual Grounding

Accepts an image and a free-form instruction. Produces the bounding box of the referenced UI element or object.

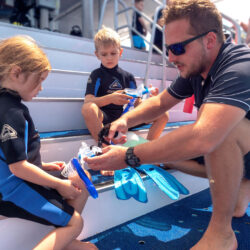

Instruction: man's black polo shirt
[168,39,250,120]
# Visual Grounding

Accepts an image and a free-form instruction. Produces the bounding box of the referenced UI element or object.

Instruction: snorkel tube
[71,158,98,199]
[61,158,98,199]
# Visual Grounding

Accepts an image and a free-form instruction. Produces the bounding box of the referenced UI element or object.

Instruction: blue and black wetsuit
[0,89,74,227]
[167,38,250,178]
[85,64,137,124]
[132,12,144,36]
[131,11,146,49]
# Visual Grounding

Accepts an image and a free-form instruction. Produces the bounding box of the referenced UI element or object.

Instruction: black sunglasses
[165,30,215,56]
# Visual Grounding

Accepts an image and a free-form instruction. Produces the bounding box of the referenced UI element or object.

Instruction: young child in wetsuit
[82,27,169,176]
[0,35,97,250]
[132,0,147,50]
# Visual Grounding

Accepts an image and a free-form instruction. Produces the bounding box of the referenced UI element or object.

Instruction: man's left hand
[84,145,127,171]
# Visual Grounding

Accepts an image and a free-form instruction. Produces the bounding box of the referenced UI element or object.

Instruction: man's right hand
[108,118,128,144]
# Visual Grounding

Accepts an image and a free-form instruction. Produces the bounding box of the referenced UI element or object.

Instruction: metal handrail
[97,1,243,91]
[53,2,81,22]
[51,68,144,82]
[145,4,167,90]
[221,13,242,44]
[98,0,167,89]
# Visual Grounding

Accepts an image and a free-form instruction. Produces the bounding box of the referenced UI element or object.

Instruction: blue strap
[0,147,6,162]
[129,81,137,89]
[71,158,98,199]
[94,78,101,96]
[24,120,28,156]
[122,98,136,114]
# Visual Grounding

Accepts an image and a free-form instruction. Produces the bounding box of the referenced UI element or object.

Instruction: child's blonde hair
[0,35,51,82]
[94,27,121,51]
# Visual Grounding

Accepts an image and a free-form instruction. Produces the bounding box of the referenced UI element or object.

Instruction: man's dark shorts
[193,152,250,179]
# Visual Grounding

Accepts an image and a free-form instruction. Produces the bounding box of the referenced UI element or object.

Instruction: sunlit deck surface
[86,188,250,250]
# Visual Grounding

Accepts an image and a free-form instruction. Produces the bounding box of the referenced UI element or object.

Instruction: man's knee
[226,118,250,155]
[204,118,250,166]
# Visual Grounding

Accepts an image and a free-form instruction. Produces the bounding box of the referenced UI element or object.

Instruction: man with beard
[85,0,250,249]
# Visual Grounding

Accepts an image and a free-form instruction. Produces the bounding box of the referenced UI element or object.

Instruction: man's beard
[181,49,207,79]
[186,61,206,78]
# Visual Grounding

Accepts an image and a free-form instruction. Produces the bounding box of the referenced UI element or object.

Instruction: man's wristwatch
[125,147,141,167]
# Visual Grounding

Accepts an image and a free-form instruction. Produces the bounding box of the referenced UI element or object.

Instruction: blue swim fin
[119,132,189,200]
[114,167,148,203]
[160,167,189,195]
[137,164,189,200]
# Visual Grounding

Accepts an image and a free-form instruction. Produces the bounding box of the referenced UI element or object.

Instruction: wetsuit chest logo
[109,79,122,90]
[0,124,18,142]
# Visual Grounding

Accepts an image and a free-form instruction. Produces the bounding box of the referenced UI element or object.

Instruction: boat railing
[221,12,243,44]
[98,0,168,92]
[98,0,247,91]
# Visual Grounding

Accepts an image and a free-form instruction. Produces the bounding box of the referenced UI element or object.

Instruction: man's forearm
[123,95,165,128]
[134,123,208,164]
[133,103,246,164]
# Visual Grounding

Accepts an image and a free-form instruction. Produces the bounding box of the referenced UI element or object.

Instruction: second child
[132,0,147,50]
[82,27,168,175]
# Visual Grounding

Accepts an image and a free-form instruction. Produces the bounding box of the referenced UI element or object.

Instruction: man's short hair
[94,27,121,51]
[162,0,224,43]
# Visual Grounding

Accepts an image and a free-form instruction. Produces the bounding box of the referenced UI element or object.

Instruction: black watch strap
[125,147,141,167]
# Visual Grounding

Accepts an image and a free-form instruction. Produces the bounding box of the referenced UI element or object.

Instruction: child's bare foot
[100,170,114,176]
[191,228,237,250]
[233,178,250,217]
[80,241,98,250]
[65,240,98,250]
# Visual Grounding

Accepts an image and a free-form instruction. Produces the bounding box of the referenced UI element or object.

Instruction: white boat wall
[1,22,197,133]
[0,22,203,250]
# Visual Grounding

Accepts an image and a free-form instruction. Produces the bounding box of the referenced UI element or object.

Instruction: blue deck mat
[85,188,250,250]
